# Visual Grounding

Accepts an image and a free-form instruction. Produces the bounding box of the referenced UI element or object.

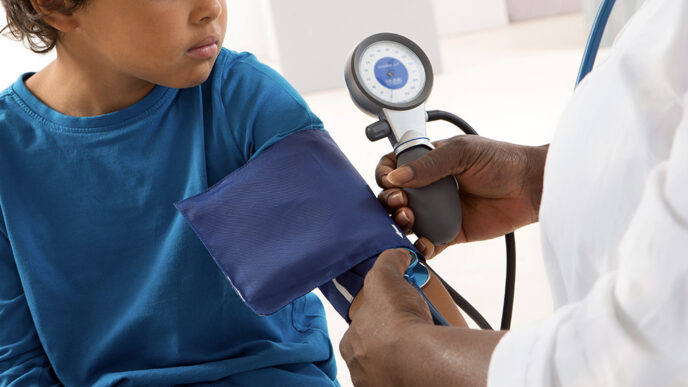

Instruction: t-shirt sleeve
[0,226,59,386]
[487,92,688,386]
[217,52,324,162]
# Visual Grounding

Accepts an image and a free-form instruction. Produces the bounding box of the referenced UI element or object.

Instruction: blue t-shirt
[0,49,338,386]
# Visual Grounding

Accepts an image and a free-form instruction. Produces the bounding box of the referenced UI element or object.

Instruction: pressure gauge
[345,33,434,116]
[344,33,462,247]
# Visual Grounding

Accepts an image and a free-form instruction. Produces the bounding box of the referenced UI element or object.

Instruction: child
[0,0,466,385]
[0,0,339,385]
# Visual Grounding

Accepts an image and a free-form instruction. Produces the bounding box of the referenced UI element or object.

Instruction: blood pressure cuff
[175,129,417,319]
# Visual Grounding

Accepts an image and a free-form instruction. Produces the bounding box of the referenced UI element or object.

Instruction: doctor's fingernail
[416,239,427,252]
[398,210,410,225]
[388,192,404,207]
[387,167,413,185]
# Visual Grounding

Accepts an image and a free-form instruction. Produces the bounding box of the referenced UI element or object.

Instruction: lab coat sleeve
[0,230,59,385]
[487,93,688,386]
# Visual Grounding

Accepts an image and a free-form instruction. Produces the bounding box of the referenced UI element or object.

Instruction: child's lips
[187,37,219,59]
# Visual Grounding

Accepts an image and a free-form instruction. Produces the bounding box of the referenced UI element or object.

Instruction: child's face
[69,0,227,88]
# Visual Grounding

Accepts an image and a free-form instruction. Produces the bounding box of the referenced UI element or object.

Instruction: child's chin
[183,75,212,88]
[161,67,214,89]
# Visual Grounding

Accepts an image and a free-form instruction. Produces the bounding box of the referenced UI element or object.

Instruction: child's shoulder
[213,48,272,79]
[207,48,297,98]
[0,83,19,126]
[0,83,15,108]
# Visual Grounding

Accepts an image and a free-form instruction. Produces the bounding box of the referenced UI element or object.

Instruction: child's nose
[190,0,223,25]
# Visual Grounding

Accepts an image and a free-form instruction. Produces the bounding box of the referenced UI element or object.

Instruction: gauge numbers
[358,41,427,106]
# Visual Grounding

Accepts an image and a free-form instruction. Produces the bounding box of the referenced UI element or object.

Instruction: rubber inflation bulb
[396,146,462,245]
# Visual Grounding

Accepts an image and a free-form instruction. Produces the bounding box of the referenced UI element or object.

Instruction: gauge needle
[388,64,395,101]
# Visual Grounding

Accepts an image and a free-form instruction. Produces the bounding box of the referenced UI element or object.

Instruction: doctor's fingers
[375,152,398,189]
[378,188,407,209]
[377,189,414,233]
[366,248,411,283]
[385,138,467,189]
[364,250,433,323]
[414,237,438,259]
[375,139,450,189]
[341,250,433,385]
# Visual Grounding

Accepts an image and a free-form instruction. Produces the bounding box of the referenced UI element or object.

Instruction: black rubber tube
[501,233,516,330]
[427,110,478,135]
[424,110,516,331]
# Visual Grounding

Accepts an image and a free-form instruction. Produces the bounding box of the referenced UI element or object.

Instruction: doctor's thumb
[387,145,456,189]
[365,249,415,293]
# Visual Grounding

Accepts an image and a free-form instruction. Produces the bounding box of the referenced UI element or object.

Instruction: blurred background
[0,1,642,386]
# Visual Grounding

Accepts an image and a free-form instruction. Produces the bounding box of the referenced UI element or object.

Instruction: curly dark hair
[1,0,88,53]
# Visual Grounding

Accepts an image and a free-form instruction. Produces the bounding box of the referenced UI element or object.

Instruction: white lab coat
[488,0,688,385]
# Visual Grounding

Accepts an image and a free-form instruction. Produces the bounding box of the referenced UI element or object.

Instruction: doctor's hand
[341,249,504,387]
[377,135,548,258]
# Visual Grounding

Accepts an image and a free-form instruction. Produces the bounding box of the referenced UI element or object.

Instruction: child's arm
[180,53,464,321]
[349,272,468,327]
[0,233,59,385]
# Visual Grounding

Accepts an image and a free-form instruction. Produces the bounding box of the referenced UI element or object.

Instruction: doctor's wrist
[386,324,505,387]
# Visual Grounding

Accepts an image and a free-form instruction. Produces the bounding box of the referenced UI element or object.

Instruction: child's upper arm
[216,52,324,161]
[0,222,58,385]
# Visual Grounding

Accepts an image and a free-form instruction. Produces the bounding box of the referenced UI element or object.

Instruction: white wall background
[198,0,640,92]
[506,0,582,21]
[224,0,513,64]
[0,24,55,90]
[223,0,600,59]
[226,1,276,62]
[268,0,442,93]
[432,0,509,36]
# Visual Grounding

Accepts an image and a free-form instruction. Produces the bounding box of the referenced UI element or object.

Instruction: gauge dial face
[357,40,427,106]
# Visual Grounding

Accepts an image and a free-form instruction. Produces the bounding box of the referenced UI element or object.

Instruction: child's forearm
[349,274,468,327]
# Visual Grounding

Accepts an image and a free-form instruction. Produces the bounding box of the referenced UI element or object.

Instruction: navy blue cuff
[318,257,376,322]
[175,129,416,315]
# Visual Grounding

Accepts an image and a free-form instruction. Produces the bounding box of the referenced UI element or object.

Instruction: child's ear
[29,0,79,32]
